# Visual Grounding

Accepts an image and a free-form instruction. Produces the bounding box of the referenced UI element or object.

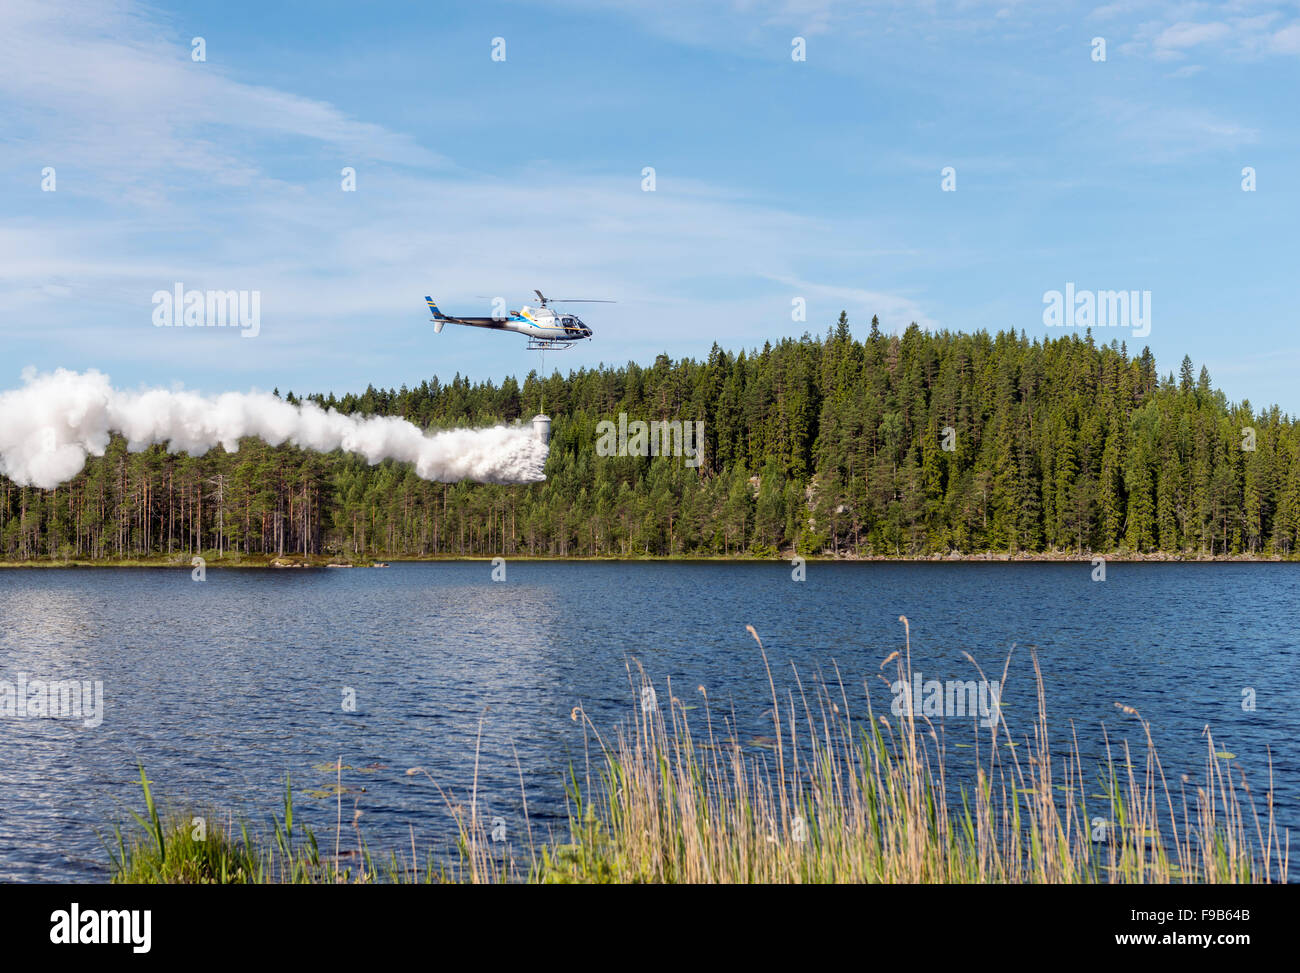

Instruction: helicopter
[424,290,611,350]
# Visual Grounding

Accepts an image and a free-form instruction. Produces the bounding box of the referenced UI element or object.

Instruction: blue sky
[2,0,1298,410]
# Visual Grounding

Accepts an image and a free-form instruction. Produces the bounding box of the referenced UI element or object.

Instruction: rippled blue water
[0,561,1296,882]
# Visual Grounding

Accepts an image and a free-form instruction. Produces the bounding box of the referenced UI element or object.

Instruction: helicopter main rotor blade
[545,299,616,304]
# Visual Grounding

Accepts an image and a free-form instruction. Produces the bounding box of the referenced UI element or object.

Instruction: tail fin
[425,296,446,320]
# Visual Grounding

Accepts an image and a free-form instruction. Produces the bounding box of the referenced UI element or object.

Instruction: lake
[0,561,1296,882]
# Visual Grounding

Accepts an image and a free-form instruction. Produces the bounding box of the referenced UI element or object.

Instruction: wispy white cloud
[0,0,442,194]
[1119,3,1298,63]
[1089,98,1258,160]
[1153,21,1233,58]
[765,275,938,332]
[1270,21,1300,53]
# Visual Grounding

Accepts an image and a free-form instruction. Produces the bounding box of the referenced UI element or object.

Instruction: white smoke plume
[0,369,548,490]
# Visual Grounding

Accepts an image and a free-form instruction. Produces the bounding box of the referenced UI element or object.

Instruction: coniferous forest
[3,315,1299,561]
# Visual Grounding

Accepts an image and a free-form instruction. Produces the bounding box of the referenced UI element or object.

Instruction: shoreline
[0,551,1293,568]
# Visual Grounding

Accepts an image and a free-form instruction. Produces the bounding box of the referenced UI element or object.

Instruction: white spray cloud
[0,369,547,489]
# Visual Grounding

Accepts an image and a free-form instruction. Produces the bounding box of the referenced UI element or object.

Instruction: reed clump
[108,619,1289,883]
[531,619,1287,884]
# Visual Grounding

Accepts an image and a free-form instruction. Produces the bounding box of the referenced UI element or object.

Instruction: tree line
[3,315,1299,560]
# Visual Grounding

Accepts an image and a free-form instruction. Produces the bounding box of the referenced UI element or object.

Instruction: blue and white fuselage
[425,295,594,350]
